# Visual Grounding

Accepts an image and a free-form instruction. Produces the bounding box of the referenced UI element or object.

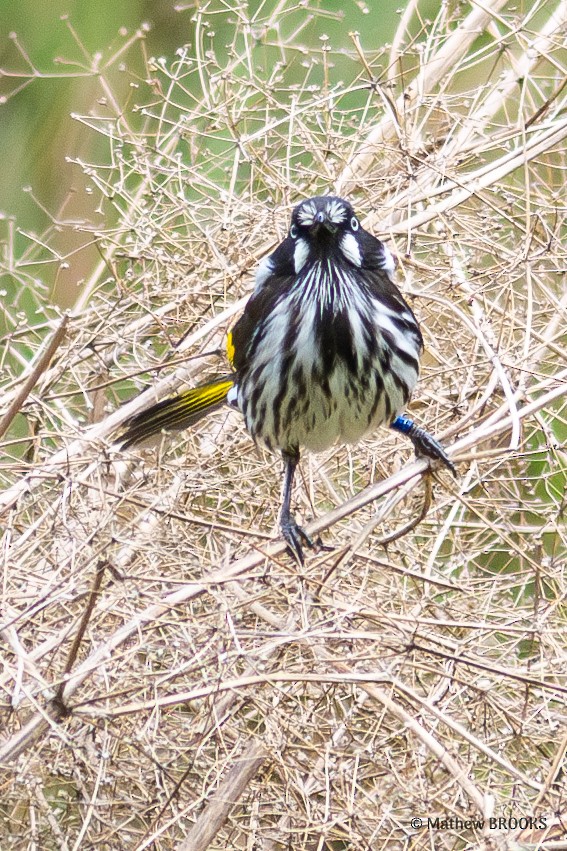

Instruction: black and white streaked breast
[234,196,423,454]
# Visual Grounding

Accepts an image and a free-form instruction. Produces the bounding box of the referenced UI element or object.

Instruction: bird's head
[289,195,365,272]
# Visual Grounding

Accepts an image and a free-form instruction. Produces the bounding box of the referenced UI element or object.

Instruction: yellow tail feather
[120,377,234,448]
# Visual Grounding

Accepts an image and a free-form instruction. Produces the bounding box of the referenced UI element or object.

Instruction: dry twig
[1,1,565,848]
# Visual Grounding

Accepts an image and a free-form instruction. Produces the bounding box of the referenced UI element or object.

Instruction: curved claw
[390,416,456,477]
[281,516,314,565]
[411,427,456,476]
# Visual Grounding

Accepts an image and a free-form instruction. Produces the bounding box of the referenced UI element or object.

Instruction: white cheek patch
[255,255,273,291]
[294,238,310,273]
[340,232,362,267]
[380,244,396,275]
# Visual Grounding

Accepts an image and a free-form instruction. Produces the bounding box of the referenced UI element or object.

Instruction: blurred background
[1,0,192,309]
[0,0,408,309]
[1,0,179,224]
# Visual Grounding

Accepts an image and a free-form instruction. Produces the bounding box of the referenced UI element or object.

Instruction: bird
[119,195,455,562]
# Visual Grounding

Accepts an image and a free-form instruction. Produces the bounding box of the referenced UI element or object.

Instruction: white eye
[290,224,299,238]
[350,216,359,231]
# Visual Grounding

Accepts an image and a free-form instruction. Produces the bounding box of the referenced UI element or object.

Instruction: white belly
[236,294,420,453]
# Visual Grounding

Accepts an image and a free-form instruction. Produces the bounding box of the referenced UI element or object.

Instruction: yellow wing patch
[226,330,236,368]
[173,379,234,418]
[120,377,235,447]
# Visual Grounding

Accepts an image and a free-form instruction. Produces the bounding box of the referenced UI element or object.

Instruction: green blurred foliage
[0,0,178,220]
[0,0,410,308]
[0,0,185,308]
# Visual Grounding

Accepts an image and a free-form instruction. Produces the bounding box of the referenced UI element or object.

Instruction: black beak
[310,211,336,235]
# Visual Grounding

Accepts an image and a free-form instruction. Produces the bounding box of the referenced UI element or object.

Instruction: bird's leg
[280,449,314,564]
[391,416,456,476]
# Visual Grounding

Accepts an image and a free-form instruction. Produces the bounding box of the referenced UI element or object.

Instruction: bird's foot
[391,416,456,476]
[280,516,315,565]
